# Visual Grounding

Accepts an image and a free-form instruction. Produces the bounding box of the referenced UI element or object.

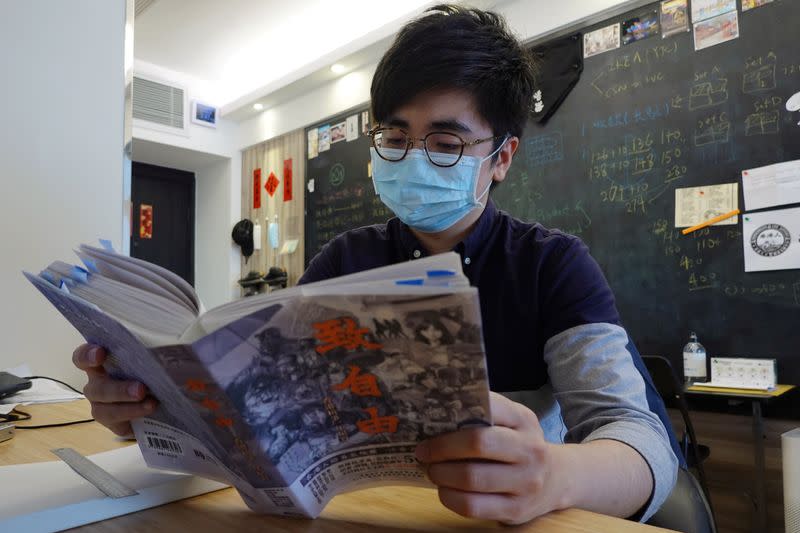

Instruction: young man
[73,4,679,525]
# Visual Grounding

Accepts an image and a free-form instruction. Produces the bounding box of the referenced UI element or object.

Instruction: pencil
[681,209,740,235]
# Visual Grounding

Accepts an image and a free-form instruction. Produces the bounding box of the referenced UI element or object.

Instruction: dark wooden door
[131,162,195,285]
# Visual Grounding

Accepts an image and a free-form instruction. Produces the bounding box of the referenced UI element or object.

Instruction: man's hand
[72,343,157,437]
[415,391,565,525]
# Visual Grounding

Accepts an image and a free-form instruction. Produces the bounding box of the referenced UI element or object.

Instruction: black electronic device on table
[0,371,32,400]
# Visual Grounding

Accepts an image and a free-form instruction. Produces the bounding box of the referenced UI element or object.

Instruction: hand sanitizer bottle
[683,332,707,386]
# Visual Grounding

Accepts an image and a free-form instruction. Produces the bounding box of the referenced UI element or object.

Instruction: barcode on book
[146,435,183,455]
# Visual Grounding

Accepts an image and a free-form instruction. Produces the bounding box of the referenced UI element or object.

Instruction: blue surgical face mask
[371,140,506,233]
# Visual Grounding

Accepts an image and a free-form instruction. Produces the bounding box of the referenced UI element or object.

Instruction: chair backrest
[642,355,683,408]
[647,467,717,533]
[642,355,714,513]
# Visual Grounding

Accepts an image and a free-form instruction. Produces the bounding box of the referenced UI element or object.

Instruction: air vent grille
[132,76,184,129]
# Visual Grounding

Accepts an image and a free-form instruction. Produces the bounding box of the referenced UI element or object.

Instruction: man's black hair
[371,4,537,144]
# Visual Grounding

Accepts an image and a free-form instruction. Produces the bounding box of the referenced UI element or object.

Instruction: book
[24,243,491,518]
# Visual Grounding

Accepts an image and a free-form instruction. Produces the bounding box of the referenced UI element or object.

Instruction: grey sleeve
[543,322,678,522]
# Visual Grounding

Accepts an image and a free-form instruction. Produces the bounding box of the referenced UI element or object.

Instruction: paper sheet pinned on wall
[675,183,739,228]
[742,160,800,211]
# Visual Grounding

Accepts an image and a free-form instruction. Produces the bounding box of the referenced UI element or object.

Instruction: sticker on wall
[265,171,280,197]
[283,159,293,202]
[583,23,620,58]
[253,168,262,209]
[307,128,319,159]
[319,125,331,152]
[346,115,359,142]
[139,204,153,239]
[660,0,690,38]
[330,121,346,144]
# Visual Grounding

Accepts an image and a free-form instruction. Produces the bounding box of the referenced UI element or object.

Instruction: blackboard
[492,1,800,383]
[304,105,392,264]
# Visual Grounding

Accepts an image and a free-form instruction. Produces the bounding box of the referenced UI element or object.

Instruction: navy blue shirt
[299,200,684,479]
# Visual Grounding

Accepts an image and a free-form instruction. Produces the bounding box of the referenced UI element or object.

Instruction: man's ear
[492,137,519,183]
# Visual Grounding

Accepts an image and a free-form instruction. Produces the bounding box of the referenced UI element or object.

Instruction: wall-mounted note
[742,159,800,211]
[675,183,738,228]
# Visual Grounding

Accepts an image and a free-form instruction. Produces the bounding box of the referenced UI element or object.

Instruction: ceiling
[133,0,440,117]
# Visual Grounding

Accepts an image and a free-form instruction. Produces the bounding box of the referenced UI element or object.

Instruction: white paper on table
[0,364,83,410]
[0,445,227,533]
[742,160,800,211]
[742,206,800,272]
[675,183,739,228]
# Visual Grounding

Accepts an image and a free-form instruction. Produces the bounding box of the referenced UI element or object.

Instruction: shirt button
[413,250,421,258]
[464,257,471,265]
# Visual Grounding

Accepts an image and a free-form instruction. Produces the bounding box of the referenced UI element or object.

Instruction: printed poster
[319,125,331,153]
[584,23,620,58]
[660,0,690,38]
[330,121,346,144]
[307,129,318,159]
[345,114,359,141]
[691,0,735,23]
[742,207,800,272]
[742,0,773,11]
[694,10,739,51]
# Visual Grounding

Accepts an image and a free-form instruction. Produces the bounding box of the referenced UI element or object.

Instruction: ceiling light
[253,103,264,111]
[330,64,346,74]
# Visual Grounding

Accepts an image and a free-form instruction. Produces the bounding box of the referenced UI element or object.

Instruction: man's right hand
[72,344,157,437]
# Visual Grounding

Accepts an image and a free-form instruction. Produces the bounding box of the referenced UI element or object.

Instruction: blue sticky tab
[396,278,425,286]
[80,257,99,273]
[99,239,115,252]
[70,266,89,283]
[426,270,456,278]
[41,271,56,285]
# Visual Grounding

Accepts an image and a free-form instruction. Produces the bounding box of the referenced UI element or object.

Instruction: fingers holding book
[73,343,158,436]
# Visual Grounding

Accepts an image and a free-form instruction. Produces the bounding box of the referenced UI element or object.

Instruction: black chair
[642,356,713,507]
[647,467,717,533]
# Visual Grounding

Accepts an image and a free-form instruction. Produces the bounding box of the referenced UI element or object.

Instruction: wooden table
[1,400,673,532]
[685,384,796,533]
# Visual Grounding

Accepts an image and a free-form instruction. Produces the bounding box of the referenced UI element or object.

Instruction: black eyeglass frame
[368,126,506,168]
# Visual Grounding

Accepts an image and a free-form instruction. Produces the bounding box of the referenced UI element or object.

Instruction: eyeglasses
[368,127,504,168]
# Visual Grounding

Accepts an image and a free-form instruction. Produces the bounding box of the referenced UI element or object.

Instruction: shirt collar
[394,198,500,260]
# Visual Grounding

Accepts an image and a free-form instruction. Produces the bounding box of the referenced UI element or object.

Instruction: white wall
[0,0,128,385]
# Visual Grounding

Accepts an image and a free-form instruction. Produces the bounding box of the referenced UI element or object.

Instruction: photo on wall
[583,23,620,58]
[694,10,739,51]
[660,0,690,38]
[742,0,773,11]
[622,9,660,44]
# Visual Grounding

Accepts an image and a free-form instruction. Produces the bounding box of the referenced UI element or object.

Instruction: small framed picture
[191,100,217,128]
